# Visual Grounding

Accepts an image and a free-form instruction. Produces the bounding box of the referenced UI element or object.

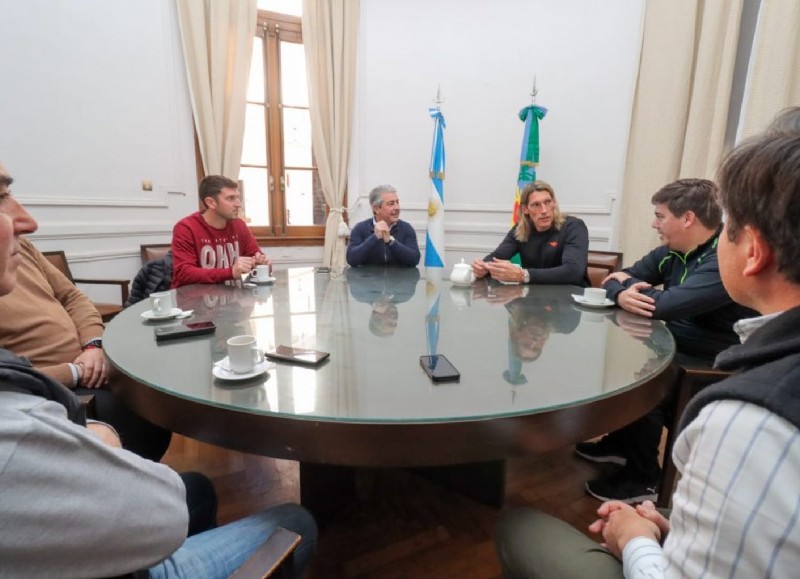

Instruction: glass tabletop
[104,266,675,424]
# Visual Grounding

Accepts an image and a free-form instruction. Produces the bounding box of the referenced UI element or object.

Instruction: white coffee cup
[583,287,607,305]
[252,264,270,282]
[227,335,264,374]
[150,291,175,315]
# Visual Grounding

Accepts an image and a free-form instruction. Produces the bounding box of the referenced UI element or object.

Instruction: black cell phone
[154,321,216,342]
[265,345,330,366]
[420,354,460,383]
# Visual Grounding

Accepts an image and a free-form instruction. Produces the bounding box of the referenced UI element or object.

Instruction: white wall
[352,0,645,266]
[0,0,197,293]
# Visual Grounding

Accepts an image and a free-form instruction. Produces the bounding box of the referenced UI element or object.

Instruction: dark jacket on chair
[126,251,173,307]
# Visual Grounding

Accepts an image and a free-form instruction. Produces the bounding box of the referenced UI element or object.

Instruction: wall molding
[30,225,174,241]
[445,232,611,254]
[402,198,617,216]
[60,249,318,266]
[54,249,141,264]
[20,194,170,208]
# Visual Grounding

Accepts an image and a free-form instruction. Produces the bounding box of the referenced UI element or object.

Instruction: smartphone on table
[266,345,330,367]
[154,321,216,342]
[420,354,460,383]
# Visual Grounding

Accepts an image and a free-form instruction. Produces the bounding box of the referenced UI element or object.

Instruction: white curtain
[175,0,257,178]
[302,0,360,269]
[739,0,800,139]
[617,1,743,264]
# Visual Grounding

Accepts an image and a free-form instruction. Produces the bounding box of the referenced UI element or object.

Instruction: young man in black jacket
[577,178,754,503]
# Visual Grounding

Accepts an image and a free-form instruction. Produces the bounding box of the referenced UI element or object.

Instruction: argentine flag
[425,268,442,357]
[425,107,446,268]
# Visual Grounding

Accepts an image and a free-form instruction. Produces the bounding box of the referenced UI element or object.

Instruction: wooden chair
[140,243,172,265]
[587,250,623,288]
[231,527,302,579]
[587,250,623,272]
[42,251,129,323]
[587,265,612,288]
[656,364,732,508]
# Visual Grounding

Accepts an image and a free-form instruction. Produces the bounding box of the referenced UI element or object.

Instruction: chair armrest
[72,278,130,305]
[229,527,301,579]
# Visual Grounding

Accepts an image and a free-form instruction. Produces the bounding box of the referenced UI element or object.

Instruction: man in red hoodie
[172,175,271,288]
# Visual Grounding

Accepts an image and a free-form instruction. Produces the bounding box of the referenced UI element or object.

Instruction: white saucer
[212,356,269,381]
[141,307,183,320]
[249,276,277,285]
[571,294,615,309]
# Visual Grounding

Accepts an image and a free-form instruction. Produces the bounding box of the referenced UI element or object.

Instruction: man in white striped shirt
[495,129,800,578]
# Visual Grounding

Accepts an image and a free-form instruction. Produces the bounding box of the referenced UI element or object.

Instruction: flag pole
[425,86,446,358]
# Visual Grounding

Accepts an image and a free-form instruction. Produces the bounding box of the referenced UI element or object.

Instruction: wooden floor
[161,434,628,578]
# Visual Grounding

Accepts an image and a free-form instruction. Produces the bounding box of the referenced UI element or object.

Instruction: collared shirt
[733,311,782,343]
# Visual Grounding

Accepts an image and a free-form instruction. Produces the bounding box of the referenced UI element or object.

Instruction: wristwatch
[521,269,531,284]
[83,338,103,350]
[387,235,396,245]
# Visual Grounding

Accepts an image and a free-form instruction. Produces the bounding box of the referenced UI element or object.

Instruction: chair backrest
[40,249,128,322]
[587,265,612,289]
[42,250,74,282]
[140,244,171,265]
[587,250,623,272]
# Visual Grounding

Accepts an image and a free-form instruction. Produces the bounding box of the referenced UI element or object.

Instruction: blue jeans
[149,503,317,579]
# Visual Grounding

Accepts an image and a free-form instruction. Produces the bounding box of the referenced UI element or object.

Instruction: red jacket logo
[549,241,558,247]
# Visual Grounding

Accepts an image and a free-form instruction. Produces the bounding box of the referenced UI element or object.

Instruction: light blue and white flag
[425,268,442,357]
[425,107,446,268]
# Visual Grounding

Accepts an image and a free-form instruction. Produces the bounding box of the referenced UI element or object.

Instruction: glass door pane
[242,104,268,166]
[285,169,324,226]
[280,41,309,107]
[247,37,265,103]
[257,0,302,16]
[282,107,312,167]
[239,167,271,226]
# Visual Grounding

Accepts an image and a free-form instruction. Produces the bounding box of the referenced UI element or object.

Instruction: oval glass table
[105,266,675,510]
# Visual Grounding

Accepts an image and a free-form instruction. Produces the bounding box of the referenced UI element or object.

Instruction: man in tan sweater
[0,163,170,460]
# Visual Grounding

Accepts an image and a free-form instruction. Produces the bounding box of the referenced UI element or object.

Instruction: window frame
[242,10,325,247]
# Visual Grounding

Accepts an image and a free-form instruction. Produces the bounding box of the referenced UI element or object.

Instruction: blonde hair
[514,180,565,242]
